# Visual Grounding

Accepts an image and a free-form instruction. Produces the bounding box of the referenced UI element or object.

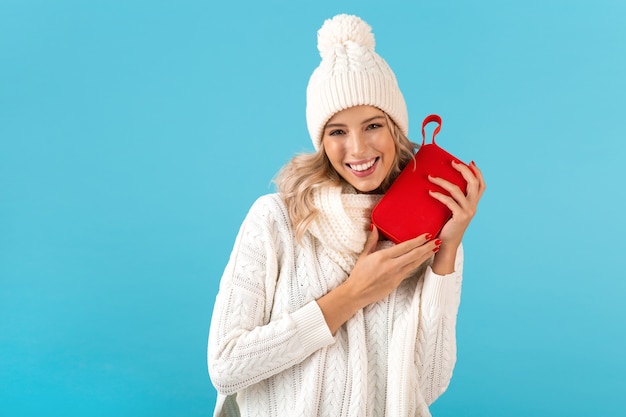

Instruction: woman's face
[322,105,396,193]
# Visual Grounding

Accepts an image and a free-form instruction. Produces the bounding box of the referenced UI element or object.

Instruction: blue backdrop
[1,0,625,415]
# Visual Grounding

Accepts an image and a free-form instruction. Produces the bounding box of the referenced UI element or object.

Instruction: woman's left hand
[428,160,486,250]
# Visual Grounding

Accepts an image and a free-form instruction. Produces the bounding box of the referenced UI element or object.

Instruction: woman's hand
[317,226,439,334]
[428,160,486,274]
[348,226,440,306]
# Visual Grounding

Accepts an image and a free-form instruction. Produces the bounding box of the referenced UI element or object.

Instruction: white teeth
[349,159,376,172]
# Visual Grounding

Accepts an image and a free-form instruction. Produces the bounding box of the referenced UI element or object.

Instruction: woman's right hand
[346,226,440,308]
[316,226,439,334]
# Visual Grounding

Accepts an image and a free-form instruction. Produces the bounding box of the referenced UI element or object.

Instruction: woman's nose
[348,132,366,155]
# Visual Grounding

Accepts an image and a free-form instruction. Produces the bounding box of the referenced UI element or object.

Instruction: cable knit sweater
[208,191,463,417]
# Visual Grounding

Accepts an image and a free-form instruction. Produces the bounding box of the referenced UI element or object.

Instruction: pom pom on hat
[316,14,375,59]
[306,14,408,150]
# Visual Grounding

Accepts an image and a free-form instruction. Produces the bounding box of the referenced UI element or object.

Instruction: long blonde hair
[275,113,417,242]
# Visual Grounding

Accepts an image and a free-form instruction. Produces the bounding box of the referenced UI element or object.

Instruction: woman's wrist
[431,242,459,275]
[316,280,363,335]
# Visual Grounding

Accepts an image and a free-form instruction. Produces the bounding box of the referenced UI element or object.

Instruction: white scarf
[308,184,382,274]
[308,185,429,416]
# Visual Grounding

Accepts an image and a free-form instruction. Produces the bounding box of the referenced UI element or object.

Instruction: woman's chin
[347,178,383,194]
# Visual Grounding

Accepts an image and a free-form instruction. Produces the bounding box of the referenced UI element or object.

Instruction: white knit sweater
[208,192,463,417]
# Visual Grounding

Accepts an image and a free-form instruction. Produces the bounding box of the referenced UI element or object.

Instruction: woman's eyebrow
[325,115,385,129]
[325,122,347,129]
[361,115,385,124]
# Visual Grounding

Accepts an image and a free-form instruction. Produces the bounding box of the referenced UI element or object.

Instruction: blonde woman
[208,14,486,417]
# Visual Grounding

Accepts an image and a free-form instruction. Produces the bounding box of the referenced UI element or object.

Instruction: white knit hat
[306,14,409,150]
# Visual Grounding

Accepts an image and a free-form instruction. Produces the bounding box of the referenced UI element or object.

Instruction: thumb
[362,225,379,255]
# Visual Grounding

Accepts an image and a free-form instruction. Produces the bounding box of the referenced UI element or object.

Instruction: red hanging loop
[421,114,442,146]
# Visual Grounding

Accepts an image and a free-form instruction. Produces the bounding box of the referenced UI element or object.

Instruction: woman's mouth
[347,157,379,176]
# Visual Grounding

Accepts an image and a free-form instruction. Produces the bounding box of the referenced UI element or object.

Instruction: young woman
[208,14,486,417]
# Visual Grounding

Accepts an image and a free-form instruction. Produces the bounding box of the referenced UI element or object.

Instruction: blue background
[1,0,625,415]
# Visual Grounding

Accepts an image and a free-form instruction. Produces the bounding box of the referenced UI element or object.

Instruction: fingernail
[426,233,433,240]
[435,239,443,245]
[369,223,373,231]
[433,247,440,253]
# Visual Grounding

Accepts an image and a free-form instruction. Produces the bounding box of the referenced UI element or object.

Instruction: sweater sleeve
[207,196,335,395]
[416,243,464,405]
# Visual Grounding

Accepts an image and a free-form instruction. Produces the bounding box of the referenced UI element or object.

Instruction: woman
[208,14,486,417]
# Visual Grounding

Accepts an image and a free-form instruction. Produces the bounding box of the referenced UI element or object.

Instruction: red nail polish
[369,223,373,231]
[433,247,440,253]
[426,233,433,240]
[435,239,442,245]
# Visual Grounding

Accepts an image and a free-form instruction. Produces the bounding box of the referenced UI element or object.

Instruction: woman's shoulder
[245,193,292,230]
[248,193,287,214]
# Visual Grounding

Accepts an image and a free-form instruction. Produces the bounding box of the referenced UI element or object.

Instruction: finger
[409,232,435,244]
[469,161,487,197]
[381,232,433,259]
[430,188,477,227]
[428,175,467,207]
[429,189,463,213]
[398,238,440,270]
[397,231,435,251]
[452,159,476,179]
[362,225,380,255]
[452,160,482,198]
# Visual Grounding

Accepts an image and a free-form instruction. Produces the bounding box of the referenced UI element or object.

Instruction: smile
[347,157,378,172]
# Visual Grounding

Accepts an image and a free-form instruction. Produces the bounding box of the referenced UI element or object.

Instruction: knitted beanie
[306,14,409,150]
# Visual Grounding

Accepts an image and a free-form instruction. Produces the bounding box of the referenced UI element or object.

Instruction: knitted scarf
[308,184,382,274]
[308,185,429,416]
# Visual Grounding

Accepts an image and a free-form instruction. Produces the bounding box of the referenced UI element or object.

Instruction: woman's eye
[329,129,345,136]
[367,123,382,130]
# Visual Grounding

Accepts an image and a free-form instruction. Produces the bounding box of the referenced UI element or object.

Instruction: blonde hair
[275,113,417,242]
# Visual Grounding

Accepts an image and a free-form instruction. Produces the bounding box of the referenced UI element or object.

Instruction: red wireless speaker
[371,114,473,243]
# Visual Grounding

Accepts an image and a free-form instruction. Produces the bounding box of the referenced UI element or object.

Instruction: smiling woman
[207,13,485,417]
[322,106,397,193]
